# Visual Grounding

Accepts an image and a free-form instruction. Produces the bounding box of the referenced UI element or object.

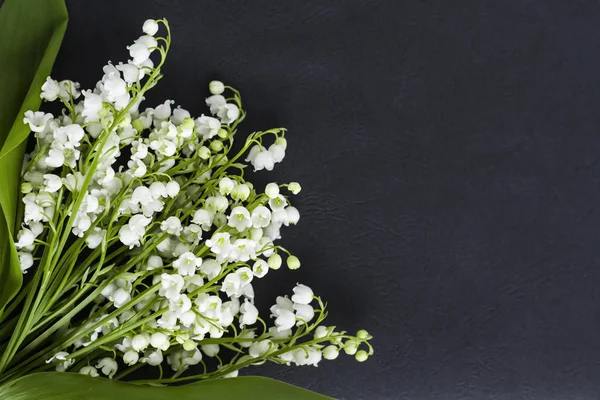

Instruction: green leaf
[0,0,68,315]
[0,373,334,400]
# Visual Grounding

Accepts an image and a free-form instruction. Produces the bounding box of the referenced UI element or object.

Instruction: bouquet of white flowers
[0,3,372,398]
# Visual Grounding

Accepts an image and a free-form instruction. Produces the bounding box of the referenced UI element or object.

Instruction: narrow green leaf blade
[0,373,334,400]
[0,0,68,314]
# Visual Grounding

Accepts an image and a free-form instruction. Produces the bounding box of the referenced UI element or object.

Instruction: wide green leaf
[0,373,333,400]
[0,0,68,314]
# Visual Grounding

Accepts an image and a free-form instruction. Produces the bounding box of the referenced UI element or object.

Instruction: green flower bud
[288,182,301,194]
[183,339,196,351]
[198,146,211,160]
[132,118,144,133]
[343,340,358,355]
[182,117,195,130]
[218,128,229,139]
[355,350,368,362]
[268,253,282,270]
[287,255,301,270]
[356,330,370,340]
[322,345,339,360]
[209,80,225,95]
[21,182,33,194]
[210,140,223,152]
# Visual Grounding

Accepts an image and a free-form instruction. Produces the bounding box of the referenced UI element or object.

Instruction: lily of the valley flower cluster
[11,19,373,383]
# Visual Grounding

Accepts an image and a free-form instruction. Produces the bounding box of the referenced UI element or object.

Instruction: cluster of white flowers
[14,18,372,383]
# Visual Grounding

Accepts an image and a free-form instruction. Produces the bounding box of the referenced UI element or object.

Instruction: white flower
[291,284,314,305]
[269,326,292,339]
[286,206,300,225]
[58,80,81,99]
[288,182,302,194]
[131,186,152,206]
[41,77,60,101]
[169,293,192,318]
[227,206,251,232]
[154,100,174,120]
[229,239,257,262]
[173,252,202,276]
[249,339,274,358]
[269,143,285,163]
[201,344,220,357]
[219,177,235,195]
[251,206,271,228]
[141,349,163,366]
[96,357,118,378]
[150,332,170,351]
[127,42,151,66]
[252,150,275,171]
[293,346,322,366]
[161,216,182,236]
[314,326,328,339]
[146,255,163,270]
[79,366,99,377]
[45,148,65,168]
[217,103,239,124]
[195,115,221,140]
[82,91,103,122]
[209,80,225,95]
[111,288,131,308]
[199,258,221,280]
[166,181,180,197]
[206,232,231,256]
[269,194,288,210]
[142,19,159,36]
[117,62,140,84]
[15,228,35,248]
[231,183,251,201]
[157,311,179,331]
[23,111,52,132]
[239,300,258,326]
[149,182,167,198]
[86,227,105,249]
[118,225,140,248]
[123,350,139,366]
[221,273,242,298]
[265,183,279,199]
[192,209,213,230]
[206,95,226,115]
[132,333,151,351]
[103,73,127,101]
[293,303,314,325]
[18,252,34,273]
[252,259,269,278]
[274,309,295,332]
[160,273,185,300]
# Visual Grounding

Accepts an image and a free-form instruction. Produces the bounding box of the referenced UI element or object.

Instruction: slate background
[39,0,600,399]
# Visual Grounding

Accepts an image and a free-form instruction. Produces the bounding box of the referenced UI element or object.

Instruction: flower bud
[21,182,33,194]
[132,118,144,133]
[209,80,225,95]
[123,350,139,366]
[218,128,229,139]
[265,183,279,199]
[210,140,223,152]
[343,340,358,355]
[287,255,301,270]
[183,339,196,351]
[322,345,339,360]
[314,326,328,339]
[142,19,159,36]
[357,329,370,340]
[268,253,282,270]
[198,146,211,160]
[355,350,369,362]
[288,182,301,194]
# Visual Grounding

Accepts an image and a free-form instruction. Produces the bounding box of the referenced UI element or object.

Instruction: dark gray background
[46,1,600,399]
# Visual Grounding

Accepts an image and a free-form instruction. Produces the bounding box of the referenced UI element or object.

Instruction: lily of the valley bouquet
[0,3,372,399]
